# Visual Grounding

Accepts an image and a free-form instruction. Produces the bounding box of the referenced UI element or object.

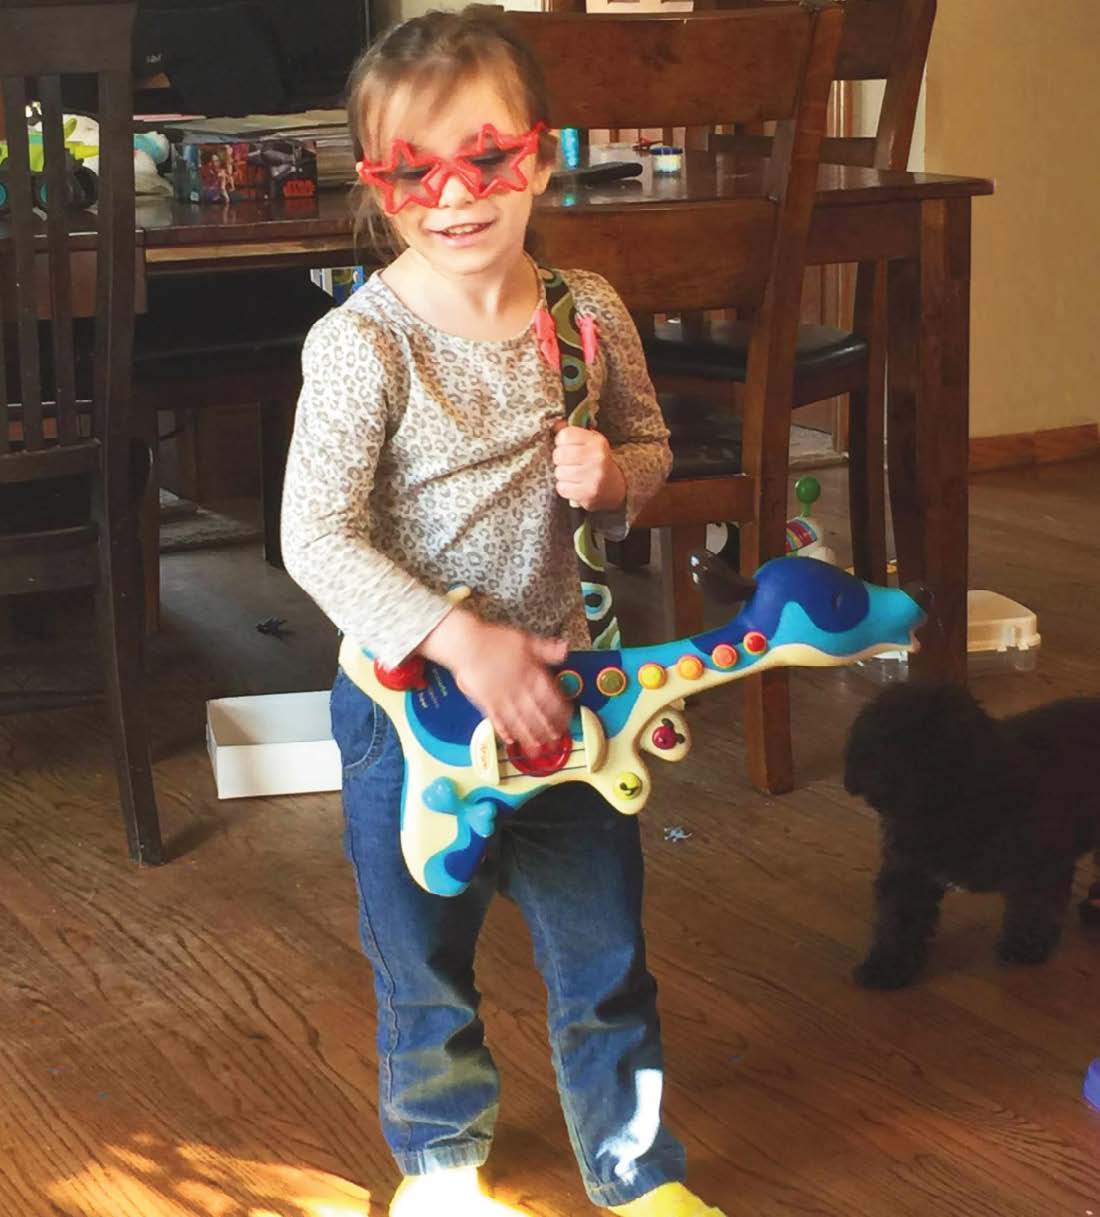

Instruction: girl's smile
[427,218,496,245]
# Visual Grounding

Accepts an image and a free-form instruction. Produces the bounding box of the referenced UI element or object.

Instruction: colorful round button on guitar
[596,666,628,696]
[712,643,738,668]
[557,669,583,699]
[507,734,573,777]
[651,720,681,750]
[374,656,427,690]
[744,631,768,655]
[676,655,705,680]
[615,772,644,799]
[638,663,667,690]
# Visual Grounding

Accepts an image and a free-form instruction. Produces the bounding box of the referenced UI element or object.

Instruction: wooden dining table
[133,152,994,683]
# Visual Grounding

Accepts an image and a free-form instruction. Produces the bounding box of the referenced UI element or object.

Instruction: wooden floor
[2,461,1099,1217]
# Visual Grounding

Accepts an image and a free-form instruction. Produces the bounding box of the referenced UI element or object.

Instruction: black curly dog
[844,683,1100,989]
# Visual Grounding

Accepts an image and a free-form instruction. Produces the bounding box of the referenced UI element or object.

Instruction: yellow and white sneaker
[389,1166,530,1217]
[607,1181,728,1217]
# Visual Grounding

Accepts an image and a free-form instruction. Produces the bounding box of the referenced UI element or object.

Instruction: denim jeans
[330,668,687,1205]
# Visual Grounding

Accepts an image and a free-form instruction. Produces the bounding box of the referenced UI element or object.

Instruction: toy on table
[0,113,172,213]
[711,475,836,568]
[339,554,927,897]
[0,120,98,212]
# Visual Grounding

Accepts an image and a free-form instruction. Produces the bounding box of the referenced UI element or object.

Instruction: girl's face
[369,73,552,279]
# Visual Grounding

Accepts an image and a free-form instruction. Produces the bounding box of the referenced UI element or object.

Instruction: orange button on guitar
[676,655,705,680]
[712,643,738,668]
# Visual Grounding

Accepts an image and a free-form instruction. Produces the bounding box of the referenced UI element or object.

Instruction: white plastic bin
[856,590,1041,684]
[206,690,341,799]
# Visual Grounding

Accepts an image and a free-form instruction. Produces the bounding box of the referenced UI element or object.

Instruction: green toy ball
[794,475,821,514]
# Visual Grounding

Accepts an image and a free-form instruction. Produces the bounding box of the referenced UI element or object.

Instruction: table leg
[887,196,971,683]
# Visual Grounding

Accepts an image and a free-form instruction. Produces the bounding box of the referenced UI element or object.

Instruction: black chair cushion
[659,391,743,480]
[134,268,333,366]
[644,318,868,383]
[0,476,90,535]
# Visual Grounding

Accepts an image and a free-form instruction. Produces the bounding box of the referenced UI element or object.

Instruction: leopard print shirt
[281,267,671,668]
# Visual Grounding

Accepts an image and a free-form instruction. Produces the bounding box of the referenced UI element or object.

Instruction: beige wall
[924,1,1100,437]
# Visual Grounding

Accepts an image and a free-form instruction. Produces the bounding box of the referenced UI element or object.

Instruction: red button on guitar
[743,631,769,655]
[374,656,428,691]
[506,734,573,777]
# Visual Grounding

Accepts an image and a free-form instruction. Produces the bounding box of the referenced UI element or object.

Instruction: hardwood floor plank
[1,464,1098,1216]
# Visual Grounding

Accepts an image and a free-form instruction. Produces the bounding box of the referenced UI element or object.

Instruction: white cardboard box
[206,690,341,799]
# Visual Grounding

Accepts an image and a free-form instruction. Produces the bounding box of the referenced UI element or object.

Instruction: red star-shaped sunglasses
[356,122,547,215]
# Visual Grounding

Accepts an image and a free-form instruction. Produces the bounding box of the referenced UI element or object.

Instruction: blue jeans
[330,669,687,1206]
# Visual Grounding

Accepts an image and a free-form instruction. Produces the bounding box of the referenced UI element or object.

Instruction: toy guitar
[339,555,927,897]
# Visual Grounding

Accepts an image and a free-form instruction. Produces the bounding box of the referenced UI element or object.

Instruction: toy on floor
[845,683,1100,989]
[780,475,834,562]
[340,555,926,896]
[709,475,836,568]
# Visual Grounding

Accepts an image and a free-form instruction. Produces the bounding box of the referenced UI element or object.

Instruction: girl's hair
[345,6,556,257]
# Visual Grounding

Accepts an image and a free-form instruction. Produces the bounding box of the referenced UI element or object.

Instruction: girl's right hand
[419,610,571,753]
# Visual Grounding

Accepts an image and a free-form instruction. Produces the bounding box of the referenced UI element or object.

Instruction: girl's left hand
[552,423,627,512]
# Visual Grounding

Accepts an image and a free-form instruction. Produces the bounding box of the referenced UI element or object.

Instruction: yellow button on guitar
[676,655,705,680]
[638,663,667,690]
[615,772,644,799]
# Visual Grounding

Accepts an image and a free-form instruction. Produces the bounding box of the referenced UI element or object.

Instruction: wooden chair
[644,0,937,588]
[0,0,163,862]
[509,3,844,793]
[132,265,332,622]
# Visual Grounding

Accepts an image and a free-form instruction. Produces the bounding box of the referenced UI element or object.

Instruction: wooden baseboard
[969,423,1100,473]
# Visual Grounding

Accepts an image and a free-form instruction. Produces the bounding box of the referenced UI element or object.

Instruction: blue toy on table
[339,555,927,897]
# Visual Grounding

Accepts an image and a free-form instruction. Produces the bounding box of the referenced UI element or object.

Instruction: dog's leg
[997,862,1076,965]
[855,860,946,989]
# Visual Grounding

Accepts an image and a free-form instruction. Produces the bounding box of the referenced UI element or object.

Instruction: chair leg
[135,409,161,634]
[96,509,164,865]
[657,524,707,637]
[743,668,793,795]
[260,399,295,571]
[738,449,794,795]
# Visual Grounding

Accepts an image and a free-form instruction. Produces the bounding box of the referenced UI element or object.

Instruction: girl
[281,10,726,1217]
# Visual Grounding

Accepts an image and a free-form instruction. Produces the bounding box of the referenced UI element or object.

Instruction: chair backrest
[703,0,935,170]
[510,5,844,318]
[0,0,138,487]
[510,6,838,132]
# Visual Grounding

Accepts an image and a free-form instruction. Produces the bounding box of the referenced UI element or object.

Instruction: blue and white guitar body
[339,556,926,896]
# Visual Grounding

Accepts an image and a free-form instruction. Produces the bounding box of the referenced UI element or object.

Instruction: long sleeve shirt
[281,266,671,668]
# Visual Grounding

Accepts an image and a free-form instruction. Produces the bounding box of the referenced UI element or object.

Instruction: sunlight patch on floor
[46,1140,373,1217]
